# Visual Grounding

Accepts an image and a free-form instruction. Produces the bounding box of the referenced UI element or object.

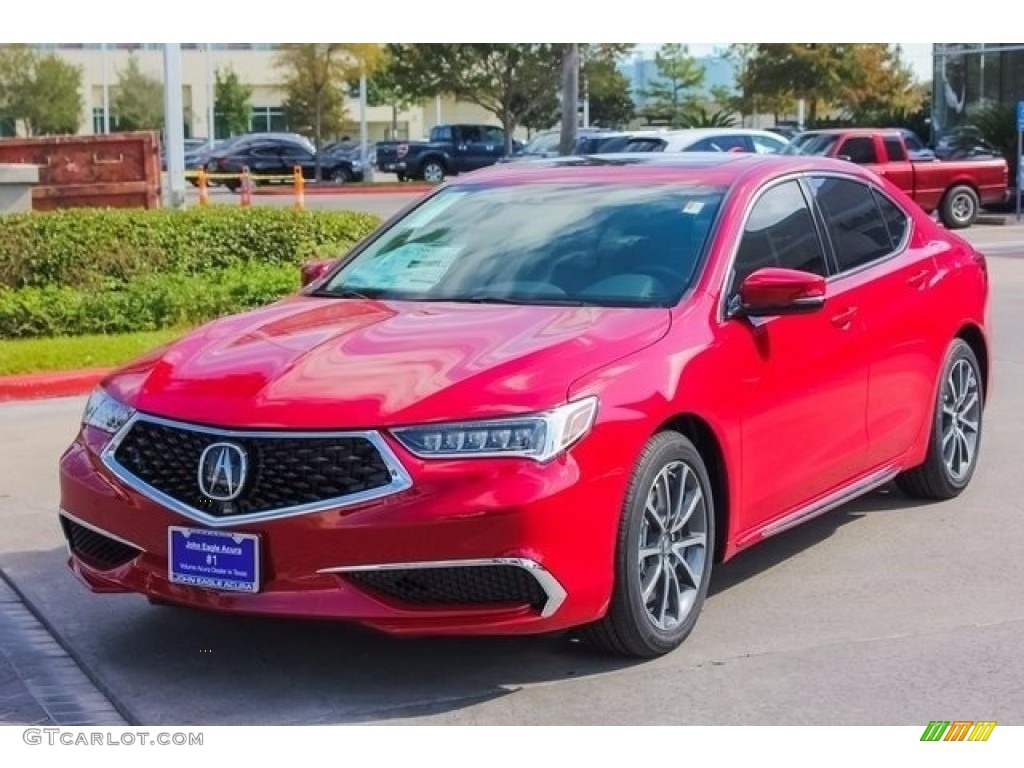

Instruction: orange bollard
[197,168,209,206]
[240,167,253,207]
[293,166,305,212]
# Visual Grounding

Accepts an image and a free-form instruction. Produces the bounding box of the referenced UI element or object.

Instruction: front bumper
[58,419,627,636]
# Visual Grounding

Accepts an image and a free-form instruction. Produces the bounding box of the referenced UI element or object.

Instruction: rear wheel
[421,160,446,184]
[939,185,979,229]
[330,167,353,184]
[896,339,983,499]
[579,431,715,658]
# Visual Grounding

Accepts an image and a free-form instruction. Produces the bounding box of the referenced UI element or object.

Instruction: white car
[613,128,790,155]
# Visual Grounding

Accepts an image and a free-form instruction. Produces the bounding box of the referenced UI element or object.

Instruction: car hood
[105,296,671,429]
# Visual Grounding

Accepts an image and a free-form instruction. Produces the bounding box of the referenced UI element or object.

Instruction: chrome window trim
[58,508,147,553]
[319,557,568,618]
[804,173,913,282]
[99,413,414,528]
[716,169,913,323]
[716,171,828,323]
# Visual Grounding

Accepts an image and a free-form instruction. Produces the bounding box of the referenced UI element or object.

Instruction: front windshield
[318,182,726,307]
[783,133,840,156]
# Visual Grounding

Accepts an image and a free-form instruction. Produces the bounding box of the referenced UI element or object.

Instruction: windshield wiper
[314,286,387,300]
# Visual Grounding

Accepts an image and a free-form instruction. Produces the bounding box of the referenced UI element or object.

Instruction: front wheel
[896,338,984,499]
[579,431,715,658]
[329,167,353,184]
[939,185,980,229]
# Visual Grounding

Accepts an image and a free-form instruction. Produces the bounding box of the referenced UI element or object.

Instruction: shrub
[0,262,302,338]
[0,205,380,290]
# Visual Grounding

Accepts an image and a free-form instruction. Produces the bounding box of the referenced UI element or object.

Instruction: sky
[636,44,934,82]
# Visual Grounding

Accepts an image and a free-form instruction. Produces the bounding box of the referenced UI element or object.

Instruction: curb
[0,368,110,403]
[252,184,433,197]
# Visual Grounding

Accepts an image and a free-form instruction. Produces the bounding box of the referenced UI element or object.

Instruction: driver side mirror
[728,267,826,318]
[300,258,337,288]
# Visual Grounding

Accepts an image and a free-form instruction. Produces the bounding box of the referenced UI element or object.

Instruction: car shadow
[0,484,931,726]
[709,484,930,595]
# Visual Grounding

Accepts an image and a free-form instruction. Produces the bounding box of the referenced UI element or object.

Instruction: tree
[351,48,419,139]
[382,44,565,156]
[214,66,252,138]
[113,54,164,130]
[741,44,917,124]
[0,46,83,136]
[582,45,634,128]
[641,44,705,127]
[838,44,917,118]
[275,44,383,179]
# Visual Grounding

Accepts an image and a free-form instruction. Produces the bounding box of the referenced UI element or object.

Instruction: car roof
[450,152,873,187]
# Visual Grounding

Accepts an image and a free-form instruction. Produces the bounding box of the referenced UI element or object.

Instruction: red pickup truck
[788,128,1008,229]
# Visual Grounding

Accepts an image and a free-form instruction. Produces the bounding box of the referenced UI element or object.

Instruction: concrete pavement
[1,244,1023,726]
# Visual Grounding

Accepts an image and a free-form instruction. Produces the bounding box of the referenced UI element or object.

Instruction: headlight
[351,160,363,170]
[391,397,598,462]
[82,387,135,434]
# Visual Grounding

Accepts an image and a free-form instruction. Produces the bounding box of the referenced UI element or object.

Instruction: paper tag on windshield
[682,201,704,215]
[355,243,461,290]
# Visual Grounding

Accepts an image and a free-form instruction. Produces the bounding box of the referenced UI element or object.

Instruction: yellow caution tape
[186,172,298,181]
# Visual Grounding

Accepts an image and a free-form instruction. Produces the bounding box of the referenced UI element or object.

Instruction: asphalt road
[1,228,1023,726]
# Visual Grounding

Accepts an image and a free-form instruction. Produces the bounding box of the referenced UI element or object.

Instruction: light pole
[101,43,110,134]
[560,44,579,155]
[163,44,186,208]
[206,43,216,142]
[360,68,372,182]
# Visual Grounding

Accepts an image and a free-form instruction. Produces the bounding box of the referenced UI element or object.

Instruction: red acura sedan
[59,153,990,658]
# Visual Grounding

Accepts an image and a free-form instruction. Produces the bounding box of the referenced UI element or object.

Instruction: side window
[872,189,910,250]
[249,144,279,158]
[482,126,505,146]
[732,180,828,289]
[622,138,666,152]
[810,176,893,271]
[752,134,786,154]
[837,137,878,164]
[458,126,484,144]
[883,137,907,162]
[431,126,453,143]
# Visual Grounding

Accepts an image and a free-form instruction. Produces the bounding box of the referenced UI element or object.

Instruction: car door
[246,142,284,178]
[806,174,938,467]
[717,178,870,537]
[279,143,317,180]
[456,125,490,171]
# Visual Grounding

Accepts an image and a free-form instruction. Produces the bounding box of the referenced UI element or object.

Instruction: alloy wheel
[638,461,709,631]
[941,357,981,482]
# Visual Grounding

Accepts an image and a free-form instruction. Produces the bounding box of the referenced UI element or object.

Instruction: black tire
[329,167,353,184]
[896,339,984,500]
[579,431,715,658]
[421,159,446,184]
[225,181,240,193]
[396,172,407,182]
[939,185,980,229]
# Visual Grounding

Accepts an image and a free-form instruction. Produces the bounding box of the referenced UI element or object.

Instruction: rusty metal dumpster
[0,131,163,210]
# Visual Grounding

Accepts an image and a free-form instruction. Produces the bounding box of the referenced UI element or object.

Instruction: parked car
[500,128,620,161]
[611,128,790,155]
[59,152,989,659]
[933,126,1002,160]
[375,123,524,183]
[161,138,209,171]
[786,128,1008,228]
[205,134,363,189]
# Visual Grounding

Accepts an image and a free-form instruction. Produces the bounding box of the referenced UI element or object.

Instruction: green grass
[0,328,188,376]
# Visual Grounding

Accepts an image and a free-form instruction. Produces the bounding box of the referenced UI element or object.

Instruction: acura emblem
[198,442,248,501]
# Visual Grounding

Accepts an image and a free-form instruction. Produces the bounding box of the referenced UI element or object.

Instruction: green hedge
[0,263,302,337]
[0,205,380,290]
[0,205,381,338]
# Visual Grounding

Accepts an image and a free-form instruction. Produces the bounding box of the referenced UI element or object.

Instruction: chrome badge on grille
[197,442,248,501]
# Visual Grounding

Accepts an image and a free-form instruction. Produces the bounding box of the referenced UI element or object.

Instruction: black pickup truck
[375,124,523,183]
